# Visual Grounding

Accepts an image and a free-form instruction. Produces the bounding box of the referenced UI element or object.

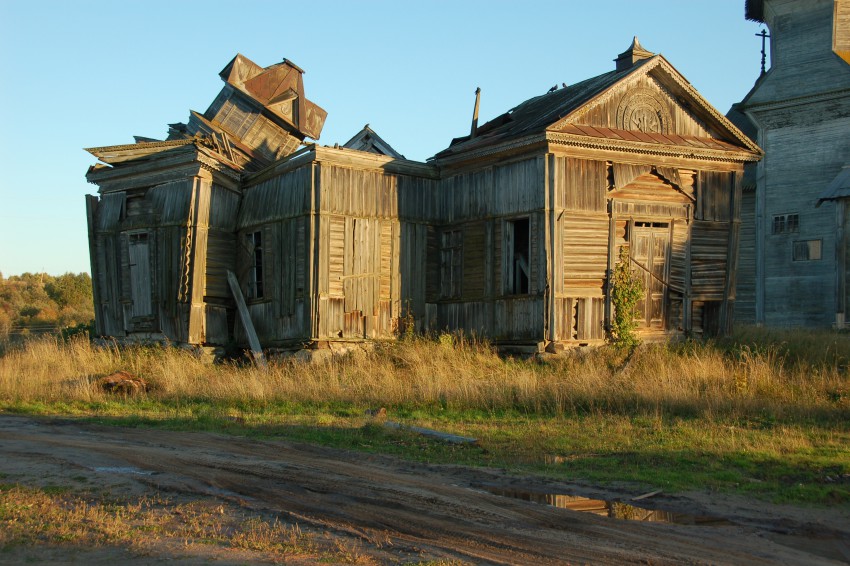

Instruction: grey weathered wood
[84,47,759,351]
[384,421,477,444]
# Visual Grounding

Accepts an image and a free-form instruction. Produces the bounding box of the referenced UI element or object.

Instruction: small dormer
[614,37,655,72]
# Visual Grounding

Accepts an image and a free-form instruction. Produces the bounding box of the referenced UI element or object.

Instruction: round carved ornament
[616,88,671,134]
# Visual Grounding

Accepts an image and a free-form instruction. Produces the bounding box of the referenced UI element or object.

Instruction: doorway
[629,222,670,329]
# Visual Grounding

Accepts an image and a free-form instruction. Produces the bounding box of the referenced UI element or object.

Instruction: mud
[1,414,848,564]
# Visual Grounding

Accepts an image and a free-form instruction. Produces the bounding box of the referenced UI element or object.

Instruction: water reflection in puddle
[486,488,731,526]
[93,466,156,476]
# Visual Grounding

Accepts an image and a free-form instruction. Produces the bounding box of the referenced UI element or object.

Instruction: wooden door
[128,232,153,317]
[630,223,670,329]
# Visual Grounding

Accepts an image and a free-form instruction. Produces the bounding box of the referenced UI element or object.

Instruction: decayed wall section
[433,156,546,342]
[235,164,313,345]
[314,161,438,341]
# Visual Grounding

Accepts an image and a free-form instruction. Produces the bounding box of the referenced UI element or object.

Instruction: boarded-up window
[792,239,822,261]
[246,231,264,299]
[504,218,530,295]
[440,229,462,298]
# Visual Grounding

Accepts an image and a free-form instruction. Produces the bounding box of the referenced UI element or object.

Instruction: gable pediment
[548,57,760,155]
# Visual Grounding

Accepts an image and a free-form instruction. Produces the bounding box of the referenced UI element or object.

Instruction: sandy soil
[0,414,848,565]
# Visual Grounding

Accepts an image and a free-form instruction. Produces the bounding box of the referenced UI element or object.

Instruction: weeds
[0,328,848,504]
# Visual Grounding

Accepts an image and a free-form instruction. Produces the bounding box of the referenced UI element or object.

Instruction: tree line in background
[0,272,94,344]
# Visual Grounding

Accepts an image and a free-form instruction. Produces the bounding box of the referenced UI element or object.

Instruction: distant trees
[0,272,94,344]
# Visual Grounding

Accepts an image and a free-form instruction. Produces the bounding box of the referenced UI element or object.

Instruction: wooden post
[227,270,267,369]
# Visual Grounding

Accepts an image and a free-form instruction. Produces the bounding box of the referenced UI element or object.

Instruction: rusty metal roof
[434,59,652,159]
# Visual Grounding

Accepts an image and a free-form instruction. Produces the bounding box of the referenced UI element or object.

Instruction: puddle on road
[485,487,731,526]
[93,466,157,476]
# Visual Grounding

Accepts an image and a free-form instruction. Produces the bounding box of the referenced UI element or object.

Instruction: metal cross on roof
[756,28,771,76]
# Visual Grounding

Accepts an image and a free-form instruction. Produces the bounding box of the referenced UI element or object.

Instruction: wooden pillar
[186,176,212,344]
[604,198,616,333]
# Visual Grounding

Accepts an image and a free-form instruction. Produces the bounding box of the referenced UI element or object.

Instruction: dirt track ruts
[0,415,846,565]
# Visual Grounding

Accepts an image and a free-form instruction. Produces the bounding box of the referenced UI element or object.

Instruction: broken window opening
[247,230,264,299]
[506,218,530,295]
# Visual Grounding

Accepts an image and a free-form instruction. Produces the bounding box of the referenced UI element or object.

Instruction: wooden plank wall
[552,156,608,342]
[90,179,205,343]
[734,189,756,323]
[433,157,546,341]
[314,163,436,340]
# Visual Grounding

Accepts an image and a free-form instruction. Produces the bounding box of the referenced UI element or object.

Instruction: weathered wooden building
[731,0,850,327]
[85,42,761,352]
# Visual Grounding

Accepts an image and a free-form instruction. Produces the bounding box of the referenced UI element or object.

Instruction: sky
[0,1,767,277]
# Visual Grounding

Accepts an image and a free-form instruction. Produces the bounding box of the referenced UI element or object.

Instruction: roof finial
[615,36,655,72]
[470,87,481,139]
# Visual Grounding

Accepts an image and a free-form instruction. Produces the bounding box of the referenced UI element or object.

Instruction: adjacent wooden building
[85,42,761,352]
[731,0,850,327]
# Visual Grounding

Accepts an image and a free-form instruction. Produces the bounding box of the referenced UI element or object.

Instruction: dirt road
[0,415,847,564]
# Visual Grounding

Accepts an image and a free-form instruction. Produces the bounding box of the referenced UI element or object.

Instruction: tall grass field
[0,328,848,504]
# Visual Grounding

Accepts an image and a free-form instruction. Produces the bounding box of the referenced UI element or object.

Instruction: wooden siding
[697,171,733,222]
[562,212,609,295]
[554,156,607,212]
[691,220,729,300]
[553,297,605,342]
[237,165,312,229]
[441,157,545,222]
[319,163,439,221]
[735,189,756,322]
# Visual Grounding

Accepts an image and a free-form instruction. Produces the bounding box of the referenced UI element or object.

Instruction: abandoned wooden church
[85,40,761,352]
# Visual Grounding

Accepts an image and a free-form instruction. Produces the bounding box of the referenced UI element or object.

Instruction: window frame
[792,239,822,262]
[772,213,800,235]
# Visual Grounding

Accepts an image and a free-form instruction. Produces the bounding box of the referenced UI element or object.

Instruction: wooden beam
[227,270,267,369]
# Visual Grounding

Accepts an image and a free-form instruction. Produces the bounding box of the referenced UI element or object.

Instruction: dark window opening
[506,218,530,295]
[247,230,264,299]
[440,229,462,299]
[793,239,822,261]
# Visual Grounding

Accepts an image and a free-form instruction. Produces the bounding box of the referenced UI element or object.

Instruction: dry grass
[0,484,320,558]
[0,330,847,422]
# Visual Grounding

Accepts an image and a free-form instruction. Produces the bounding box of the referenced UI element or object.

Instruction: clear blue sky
[0,1,765,276]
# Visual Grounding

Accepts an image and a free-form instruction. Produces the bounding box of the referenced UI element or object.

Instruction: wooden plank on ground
[227,270,267,369]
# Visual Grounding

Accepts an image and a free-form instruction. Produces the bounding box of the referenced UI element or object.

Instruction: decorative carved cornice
[546,132,760,164]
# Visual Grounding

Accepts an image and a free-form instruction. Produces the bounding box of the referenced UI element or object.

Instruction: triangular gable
[548,56,761,155]
[343,125,405,159]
